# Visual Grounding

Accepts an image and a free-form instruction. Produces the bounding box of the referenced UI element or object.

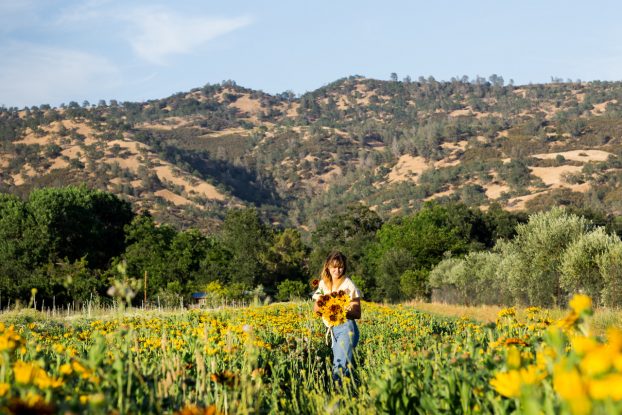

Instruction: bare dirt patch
[449,108,472,117]
[107,139,146,154]
[138,117,190,130]
[203,127,251,138]
[229,94,262,116]
[14,129,54,145]
[424,187,454,201]
[506,191,550,211]
[485,183,511,199]
[154,189,194,206]
[592,100,618,115]
[11,164,36,186]
[106,157,141,173]
[388,155,431,183]
[12,173,25,186]
[531,149,615,163]
[49,158,70,170]
[530,165,583,187]
[153,164,225,201]
[319,165,342,183]
[63,120,96,139]
[440,141,468,151]
[287,102,300,117]
[434,159,461,168]
[61,145,84,160]
[0,156,10,169]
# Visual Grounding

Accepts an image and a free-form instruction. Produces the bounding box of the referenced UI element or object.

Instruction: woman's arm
[313,300,320,314]
[346,298,361,320]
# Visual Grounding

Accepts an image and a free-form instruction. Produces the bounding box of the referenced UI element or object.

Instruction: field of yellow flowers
[0,295,619,414]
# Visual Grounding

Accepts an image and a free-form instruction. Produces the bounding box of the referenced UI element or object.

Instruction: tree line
[1,185,621,309]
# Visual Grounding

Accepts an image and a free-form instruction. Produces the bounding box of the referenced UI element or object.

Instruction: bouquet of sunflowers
[315,290,351,327]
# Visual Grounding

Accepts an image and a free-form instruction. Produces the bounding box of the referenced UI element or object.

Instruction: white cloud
[0,42,120,108]
[123,8,252,64]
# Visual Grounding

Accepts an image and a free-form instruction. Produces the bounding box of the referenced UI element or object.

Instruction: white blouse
[312,277,362,301]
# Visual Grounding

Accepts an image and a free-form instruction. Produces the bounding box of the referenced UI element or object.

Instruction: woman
[312,251,362,381]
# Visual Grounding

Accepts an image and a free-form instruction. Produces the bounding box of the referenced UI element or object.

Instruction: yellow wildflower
[33,370,63,389]
[567,398,591,415]
[588,373,622,400]
[24,390,45,407]
[59,363,72,376]
[490,370,522,398]
[13,360,36,384]
[570,335,598,355]
[507,346,521,369]
[556,312,579,331]
[490,365,544,398]
[608,328,622,353]
[580,346,612,377]
[569,294,592,315]
[0,383,9,397]
[553,364,586,400]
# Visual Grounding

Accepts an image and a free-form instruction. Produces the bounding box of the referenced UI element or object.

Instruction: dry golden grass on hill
[387,154,430,183]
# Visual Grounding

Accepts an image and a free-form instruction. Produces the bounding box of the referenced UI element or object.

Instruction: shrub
[497,207,591,307]
[560,228,621,305]
[276,279,307,301]
[399,269,429,300]
[597,243,622,308]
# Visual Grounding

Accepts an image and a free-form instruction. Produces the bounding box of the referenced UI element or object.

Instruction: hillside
[1,76,622,230]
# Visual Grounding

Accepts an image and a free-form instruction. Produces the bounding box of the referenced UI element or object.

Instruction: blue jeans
[331,319,359,381]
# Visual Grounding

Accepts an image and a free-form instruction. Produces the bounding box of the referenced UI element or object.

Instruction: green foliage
[44,257,105,304]
[598,243,622,307]
[399,269,429,300]
[262,228,308,287]
[428,252,508,306]
[26,185,134,269]
[309,204,383,290]
[368,202,491,301]
[0,186,133,307]
[559,228,621,305]
[499,207,592,307]
[220,208,270,287]
[497,158,533,190]
[275,279,307,301]
[118,214,176,297]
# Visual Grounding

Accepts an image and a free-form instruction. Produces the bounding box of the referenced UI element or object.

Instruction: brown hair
[320,251,347,292]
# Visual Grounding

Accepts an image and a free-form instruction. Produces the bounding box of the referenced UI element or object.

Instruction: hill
[1,76,622,230]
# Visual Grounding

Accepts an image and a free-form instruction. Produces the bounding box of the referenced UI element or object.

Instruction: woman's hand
[313,301,320,314]
[346,298,361,320]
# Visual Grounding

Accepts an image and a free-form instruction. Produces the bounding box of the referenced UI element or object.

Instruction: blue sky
[1,0,621,108]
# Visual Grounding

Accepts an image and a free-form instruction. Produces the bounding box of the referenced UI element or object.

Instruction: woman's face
[328,262,344,280]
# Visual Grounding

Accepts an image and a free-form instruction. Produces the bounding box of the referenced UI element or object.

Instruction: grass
[407,300,622,335]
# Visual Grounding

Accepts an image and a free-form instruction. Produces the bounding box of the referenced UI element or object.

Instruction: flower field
[0,295,620,414]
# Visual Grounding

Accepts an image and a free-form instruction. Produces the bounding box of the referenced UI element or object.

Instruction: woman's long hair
[320,251,348,292]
